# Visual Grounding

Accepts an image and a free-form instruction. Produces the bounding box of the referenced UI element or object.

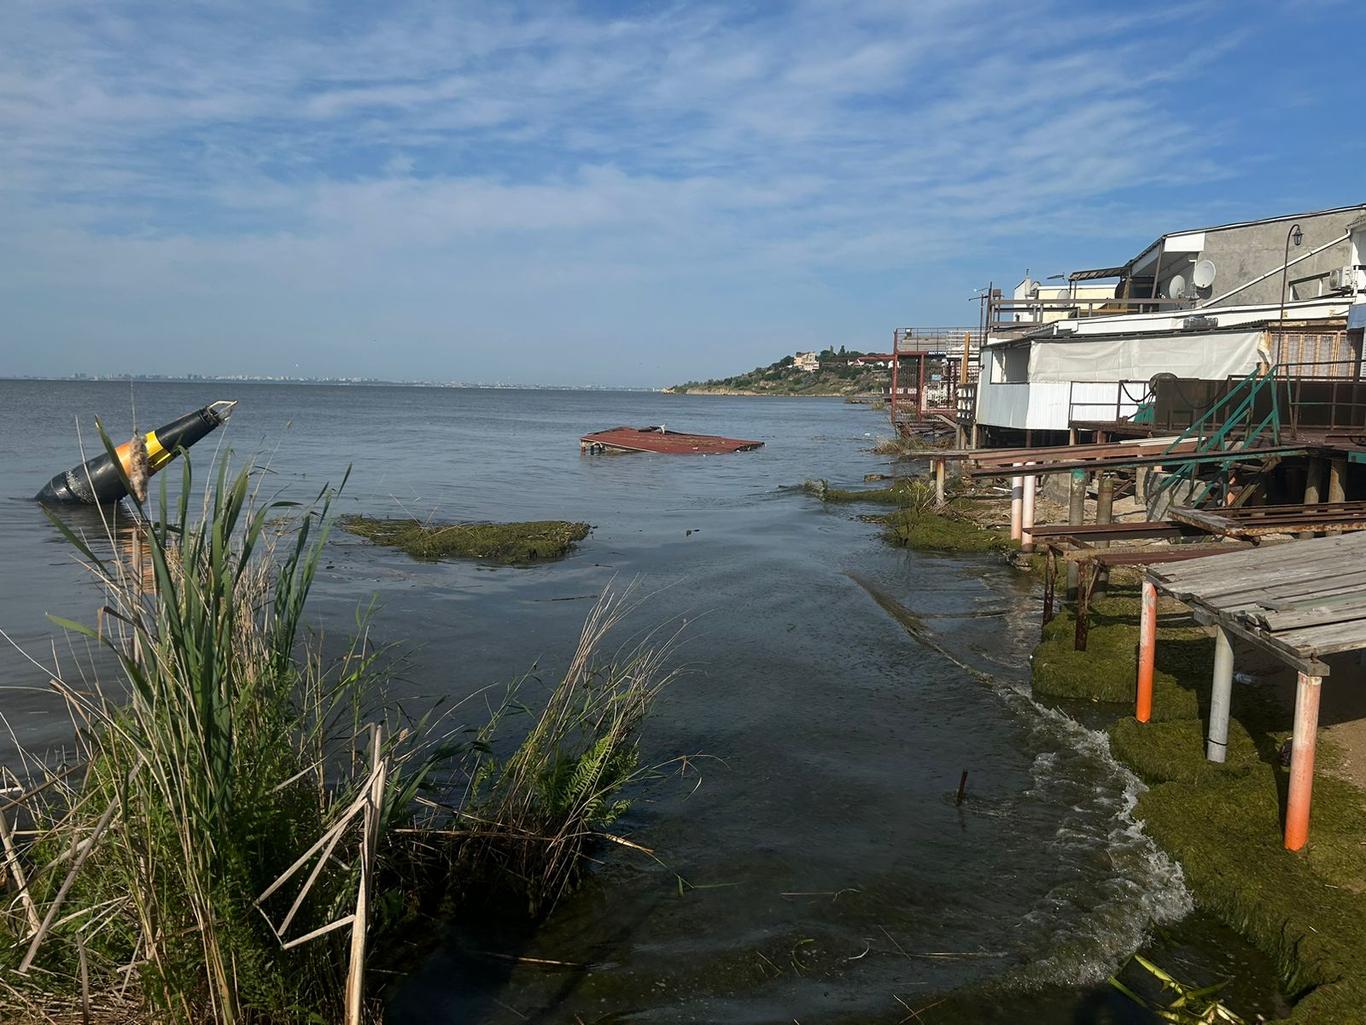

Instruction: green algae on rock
[341,515,590,564]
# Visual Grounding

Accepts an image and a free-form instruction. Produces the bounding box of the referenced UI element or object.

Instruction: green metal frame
[1151,366,1283,507]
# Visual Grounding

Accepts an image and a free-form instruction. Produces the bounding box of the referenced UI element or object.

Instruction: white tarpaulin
[1027,330,1266,384]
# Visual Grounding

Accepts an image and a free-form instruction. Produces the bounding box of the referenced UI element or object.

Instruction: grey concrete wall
[1151,207,1365,308]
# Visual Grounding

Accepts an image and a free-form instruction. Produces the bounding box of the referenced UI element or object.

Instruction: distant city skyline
[2,1,1361,387]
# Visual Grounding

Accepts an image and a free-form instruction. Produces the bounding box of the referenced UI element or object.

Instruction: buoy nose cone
[209,399,238,423]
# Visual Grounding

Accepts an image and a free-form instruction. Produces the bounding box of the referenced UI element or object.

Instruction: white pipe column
[1206,626,1235,763]
[1009,463,1023,542]
[1021,468,1036,552]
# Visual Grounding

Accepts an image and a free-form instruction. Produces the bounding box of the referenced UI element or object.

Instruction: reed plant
[0,439,676,1024]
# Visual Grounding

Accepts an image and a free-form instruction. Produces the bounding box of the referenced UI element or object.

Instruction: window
[991,347,1029,383]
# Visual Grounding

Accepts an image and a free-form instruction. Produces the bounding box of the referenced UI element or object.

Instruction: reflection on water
[0,381,1284,1022]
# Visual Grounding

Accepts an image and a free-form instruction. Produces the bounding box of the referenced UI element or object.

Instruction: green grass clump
[1138,772,1366,1022]
[802,478,930,504]
[341,515,590,563]
[1030,594,1205,717]
[1108,717,1262,785]
[881,507,1016,553]
[801,477,1013,554]
[1,448,671,1024]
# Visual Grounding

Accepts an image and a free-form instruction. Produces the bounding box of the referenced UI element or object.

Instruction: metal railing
[1149,367,1284,508]
[988,295,1194,330]
[1066,380,1155,426]
[894,327,978,355]
[1273,359,1366,436]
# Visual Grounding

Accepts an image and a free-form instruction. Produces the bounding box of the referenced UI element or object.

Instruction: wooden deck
[1149,531,1366,675]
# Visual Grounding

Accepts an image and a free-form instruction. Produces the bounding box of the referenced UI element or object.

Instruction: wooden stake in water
[955,770,968,806]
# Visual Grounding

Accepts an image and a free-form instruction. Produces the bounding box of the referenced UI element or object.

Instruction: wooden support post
[1074,561,1099,651]
[1095,474,1114,594]
[1285,672,1322,851]
[1136,579,1156,723]
[1301,458,1326,539]
[1068,427,1078,446]
[1021,469,1036,552]
[1041,549,1056,633]
[1328,458,1347,502]
[1326,456,1347,538]
[1066,469,1086,600]
[1010,464,1023,541]
[934,457,947,509]
[970,422,980,448]
[1206,626,1235,763]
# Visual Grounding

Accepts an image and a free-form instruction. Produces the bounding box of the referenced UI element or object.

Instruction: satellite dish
[1167,274,1187,300]
[1192,259,1217,289]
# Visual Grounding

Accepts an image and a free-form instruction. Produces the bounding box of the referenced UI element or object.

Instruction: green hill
[669,349,888,396]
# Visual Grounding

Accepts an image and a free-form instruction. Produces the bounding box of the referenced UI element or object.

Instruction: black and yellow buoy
[35,400,238,505]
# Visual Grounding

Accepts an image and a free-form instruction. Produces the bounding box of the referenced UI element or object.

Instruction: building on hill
[793,352,820,372]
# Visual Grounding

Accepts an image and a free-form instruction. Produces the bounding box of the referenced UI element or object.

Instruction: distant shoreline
[665,387,877,398]
[0,376,656,393]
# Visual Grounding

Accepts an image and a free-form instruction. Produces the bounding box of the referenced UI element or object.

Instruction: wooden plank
[1246,604,1366,633]
[1276,619,1366,657]
[1154,534,1366,589]
[1063,543,1252,566]
[1200,605,1331,675]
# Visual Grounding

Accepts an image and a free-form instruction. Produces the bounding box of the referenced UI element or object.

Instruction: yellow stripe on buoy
[144,431,173,471]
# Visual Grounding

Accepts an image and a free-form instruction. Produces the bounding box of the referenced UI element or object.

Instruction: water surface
[0,381,1283,1022]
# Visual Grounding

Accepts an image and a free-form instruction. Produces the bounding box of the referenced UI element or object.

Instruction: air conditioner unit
[1328,267,1345,290]
[1183,315,1219,331]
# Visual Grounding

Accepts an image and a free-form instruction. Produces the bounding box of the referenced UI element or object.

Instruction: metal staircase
[1147,366,1285,514]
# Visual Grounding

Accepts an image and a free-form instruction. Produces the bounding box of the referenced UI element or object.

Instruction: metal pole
[917,353,927,418]
[934,457,946,509]
[889,329,898,427]
[1207,627,1235,763]
[1279,222,1303,328]
[1285,671,1322,851]
[1136,579,1157,723]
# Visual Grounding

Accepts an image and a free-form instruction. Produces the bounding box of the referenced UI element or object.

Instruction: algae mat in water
[341,515,590,564]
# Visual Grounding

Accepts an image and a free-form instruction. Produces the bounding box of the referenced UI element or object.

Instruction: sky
[1,0,1362,387]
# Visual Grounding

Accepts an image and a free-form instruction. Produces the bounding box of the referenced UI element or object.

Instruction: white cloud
[0,0,1332,383]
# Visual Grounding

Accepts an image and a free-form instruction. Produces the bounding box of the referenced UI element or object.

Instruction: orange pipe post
[1136,578,1157,723]
[1285,671,1323,851]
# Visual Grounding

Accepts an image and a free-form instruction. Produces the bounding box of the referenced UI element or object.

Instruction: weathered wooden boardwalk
[1144,531,1366,850]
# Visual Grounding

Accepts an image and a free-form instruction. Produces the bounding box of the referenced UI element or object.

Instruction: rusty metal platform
[580,426,764,454]
[1169,501,1366,538]
[964,439,1310,479]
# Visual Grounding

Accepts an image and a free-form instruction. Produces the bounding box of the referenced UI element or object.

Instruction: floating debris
[34,400,237,505]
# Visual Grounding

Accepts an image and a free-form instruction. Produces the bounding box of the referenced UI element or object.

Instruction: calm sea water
[0,381,1282,1023]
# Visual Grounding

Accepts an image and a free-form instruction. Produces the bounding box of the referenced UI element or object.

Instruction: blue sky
[1,0,1361,386]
